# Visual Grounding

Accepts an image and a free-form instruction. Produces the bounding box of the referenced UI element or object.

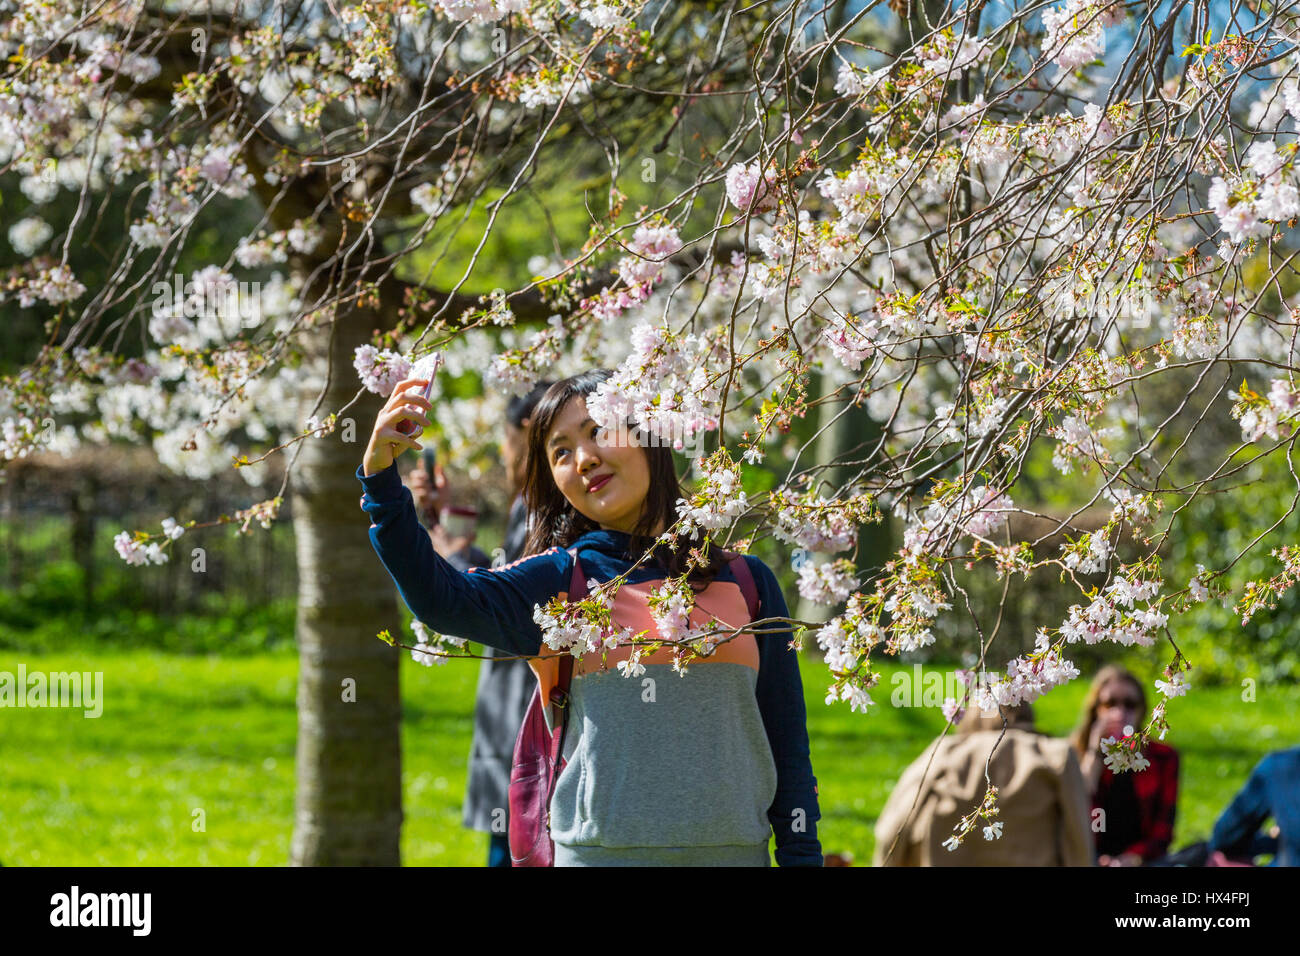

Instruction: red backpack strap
[726,553,760,621]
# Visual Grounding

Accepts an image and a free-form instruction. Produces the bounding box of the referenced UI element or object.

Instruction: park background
[1,437,1296,864]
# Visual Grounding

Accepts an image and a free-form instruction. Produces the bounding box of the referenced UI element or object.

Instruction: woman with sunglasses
[357,368,822,866]
[1070,665,1180,866]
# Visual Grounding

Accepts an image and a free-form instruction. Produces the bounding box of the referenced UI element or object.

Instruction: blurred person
[1208,745,1300,867]
[406,381,553,868]
[1070,665,1180,866]
[873,701,1093,866]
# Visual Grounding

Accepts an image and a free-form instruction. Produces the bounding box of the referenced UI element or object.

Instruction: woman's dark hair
[506,380,554,429]
[520,369,730,589]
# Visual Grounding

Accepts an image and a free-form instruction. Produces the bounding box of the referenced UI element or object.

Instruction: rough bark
[288,265,405,867]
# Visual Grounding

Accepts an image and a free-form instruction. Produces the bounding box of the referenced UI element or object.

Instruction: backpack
[507,549,761,866]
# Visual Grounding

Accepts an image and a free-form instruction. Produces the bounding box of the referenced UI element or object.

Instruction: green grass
[0,649,1293,865]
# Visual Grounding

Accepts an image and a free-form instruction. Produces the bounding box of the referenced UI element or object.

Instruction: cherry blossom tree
[5,0,1300,861]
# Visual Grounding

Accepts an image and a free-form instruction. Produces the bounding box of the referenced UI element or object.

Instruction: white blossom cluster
[969,633,1082,713]
[1049,413,1120,475]
[1208,141,1300,246]
[646,577,711,648]
[796,559,857,605]
[112,515,185,566]
[1230,378,1300,444]
[673,452,748,536]
[1154,671,1190,699]
[1062,530,1113,575]
[353,346,412,396]
[485,314,569,396]
[1100,735,1151,773]
[532,584,636,659]
[1058,573,1165,647]
[7,215,53,256]
[900,485,1014,560]
[584,320,724,454]
[14,264,86,307]
[435,0,529,22]
[772,488,862,554]
[725,161,779,215]
[409,619,467,666]
[814,593,881,676]
[234,219,322,268]
[1040,0,1124,72]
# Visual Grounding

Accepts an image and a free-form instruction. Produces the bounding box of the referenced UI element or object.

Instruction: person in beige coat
[874,702,1094,866]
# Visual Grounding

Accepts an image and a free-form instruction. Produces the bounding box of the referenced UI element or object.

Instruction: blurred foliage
[0,561,296,656]
[1166,444,1300,684]
[0,513,298,656]
[394,132,678,295]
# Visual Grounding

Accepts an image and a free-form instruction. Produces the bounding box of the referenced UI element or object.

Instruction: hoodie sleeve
[745,555,823,867]
[357,461,563,657]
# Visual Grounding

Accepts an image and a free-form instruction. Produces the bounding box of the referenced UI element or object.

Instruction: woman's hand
[1088,716,1108,753]
[363,378,433,476]
[1079,717,1108,793]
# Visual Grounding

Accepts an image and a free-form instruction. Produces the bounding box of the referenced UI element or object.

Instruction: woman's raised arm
[357,460,565,658]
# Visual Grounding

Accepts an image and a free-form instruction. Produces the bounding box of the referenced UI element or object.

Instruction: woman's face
[1096,677,1142,735]
[545,396,651,535]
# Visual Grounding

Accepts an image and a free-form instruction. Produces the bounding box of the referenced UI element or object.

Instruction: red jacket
[1091,741,1180,862]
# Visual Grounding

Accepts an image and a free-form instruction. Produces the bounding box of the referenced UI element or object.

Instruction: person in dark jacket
[408,381,553,867]
[1210,746,1300,867]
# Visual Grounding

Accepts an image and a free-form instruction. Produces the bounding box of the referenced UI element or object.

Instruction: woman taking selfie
[356,368,822,866]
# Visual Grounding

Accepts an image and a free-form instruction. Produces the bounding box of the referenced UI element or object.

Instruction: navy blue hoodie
[358,460,822,866]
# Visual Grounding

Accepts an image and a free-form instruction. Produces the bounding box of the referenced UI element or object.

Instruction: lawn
[0,648,1293,865]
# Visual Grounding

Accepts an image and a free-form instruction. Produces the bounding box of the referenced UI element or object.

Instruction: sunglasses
[1100,697,1141,710]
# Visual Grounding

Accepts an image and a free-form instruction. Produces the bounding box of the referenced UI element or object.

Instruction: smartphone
[396,377,434,436]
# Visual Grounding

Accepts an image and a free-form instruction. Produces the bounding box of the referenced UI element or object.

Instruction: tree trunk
[68,474,98,613]
[289,277,405,866]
